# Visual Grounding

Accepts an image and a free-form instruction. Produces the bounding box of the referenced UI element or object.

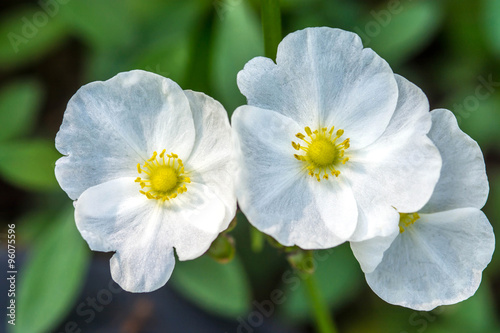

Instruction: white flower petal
[237,27,398,149]
[74,177,147,252]
[75,177,226,292]
[55,70,195,200]
[347,194,400,242]
[231,105,303,186]
[350,230,399,273]
[183,90,236,230]
[421,109,488,213]
[375,74,431,140]
[308,178,359,243]
[366,208,495,311]
[75,177,175,292]
[232,106,357,248]
[169,182,227,260]
[110,239,175,293]
[346,75,441,241]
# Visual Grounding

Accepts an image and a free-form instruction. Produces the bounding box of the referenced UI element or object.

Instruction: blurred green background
[0,0,499,332]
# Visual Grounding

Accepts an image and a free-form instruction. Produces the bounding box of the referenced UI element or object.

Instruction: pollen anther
[292,126,350,181]
[136,149,190,202]
[399,212,420,233]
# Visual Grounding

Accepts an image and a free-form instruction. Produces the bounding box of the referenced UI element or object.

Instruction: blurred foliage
[14,208,89,333]
[0,0,499,332]
[279,244,364,322]
[207,233,236,263]
[483,0,500,56]
[358,0,445,66]
[0,5,67,69]
[0,140,60,191]
[170,254,251,317]
[211,0,263,114]
[0,79,42,141]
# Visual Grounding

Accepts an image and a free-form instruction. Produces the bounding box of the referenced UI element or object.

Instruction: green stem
[261,0,282,60]
[304,273,338,333]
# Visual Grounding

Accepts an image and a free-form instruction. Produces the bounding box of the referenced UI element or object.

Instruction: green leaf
[444,1,488,64]
[357,0,443,66]
[443,281,499,332]
[15,208,54,245]
[261,0,282,60]
[286,0,365,33]
[86,0,209,82]
[482,0,500,56]
[122,0,172,24]
[0,6,68,69]
[0,79,43,141]
[12,206,90,333]
[279,243,364,322]
[211,0,263,114]
[59,0,135,50]
[170,255,251,317]
[446,91,500,152]
[131,38,191,85]
[0,140,61,191]
[425,281,499,333]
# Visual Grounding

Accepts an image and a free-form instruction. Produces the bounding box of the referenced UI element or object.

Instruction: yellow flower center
[150,166,178,193]
[135,149,191,201]
[308,138,337,166]
[399,212,420,233]
[292,126,350,181]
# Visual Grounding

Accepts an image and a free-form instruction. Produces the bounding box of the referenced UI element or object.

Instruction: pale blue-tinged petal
[110,236,175,293]
[56,70,195,200]
[346,75,441,241]
[421,109,488,213]
[366,208,495,311]
[183,90,236,230]
[232,106,357,248]
[237,27,398,150]
[350,230,399,273]
[75,177,226,292]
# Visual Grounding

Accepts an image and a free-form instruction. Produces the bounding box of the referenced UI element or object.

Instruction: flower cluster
[55,27,494,309]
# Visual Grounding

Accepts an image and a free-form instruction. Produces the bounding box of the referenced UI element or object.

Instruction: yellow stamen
[292,125,350,181]
[399,212,420,233]
[135,150,190,202]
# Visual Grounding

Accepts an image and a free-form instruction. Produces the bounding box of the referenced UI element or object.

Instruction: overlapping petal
[75,177,226,292]
[237,27,399,150]
[365,208,495,310]
[421,109,489,213]
[347,75,441,242]
[351,106,493,309]
[184,90,236,229]
[55,70,195,200]
[232,106,357,248]
[168,182,227,260]
[350,231,398,273]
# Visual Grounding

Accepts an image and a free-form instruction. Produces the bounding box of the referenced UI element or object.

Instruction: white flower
[232,27,442,248]
[352,109,495,310]
[55,70,236,292]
